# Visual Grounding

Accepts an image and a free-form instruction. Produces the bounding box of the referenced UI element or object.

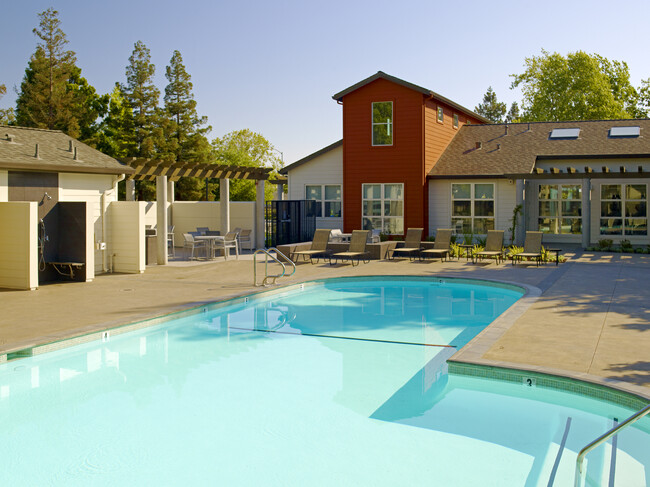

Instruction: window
[549,128,580,139]
[306,184,342,218]
[600,184,647,235]
[362,183,403,234]
[437,106,444,123]
[538,184,582,234]
[453,113,459,129]
[609,126,640,138]
[451,183,494,234]
[372,102,393,146]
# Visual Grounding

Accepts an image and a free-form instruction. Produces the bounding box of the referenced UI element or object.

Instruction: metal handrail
[253,248,295,286]
[574,403,650,487]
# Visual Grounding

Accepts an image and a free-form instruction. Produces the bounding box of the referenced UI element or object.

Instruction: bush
[620,239,633,252]
[598,239,613,251]
[450,242,464,258]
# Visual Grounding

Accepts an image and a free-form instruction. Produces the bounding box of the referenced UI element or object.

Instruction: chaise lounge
[290,229,332,263]
[473,230,505,264]
[330,230,370,266]
[389,228,424,260]
[420,229,452,262]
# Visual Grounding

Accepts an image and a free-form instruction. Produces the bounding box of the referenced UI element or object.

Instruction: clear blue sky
[1,0,649,165]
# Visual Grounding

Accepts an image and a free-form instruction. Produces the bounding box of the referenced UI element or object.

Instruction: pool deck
[2,249,650,401]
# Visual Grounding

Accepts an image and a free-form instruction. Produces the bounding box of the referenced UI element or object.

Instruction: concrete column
[156,175,168,265]
[220,179,230,235]
[276,184,283,201]
[515,179,525,246]
[255,180,266,249]
[581,178,591,249]
[125,179,136,201]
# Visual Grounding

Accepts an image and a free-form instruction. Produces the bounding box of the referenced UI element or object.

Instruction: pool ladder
[253,248,296,286]
[574,402,650,487]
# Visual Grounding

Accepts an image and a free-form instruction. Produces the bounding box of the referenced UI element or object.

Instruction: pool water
[0,277,648,486]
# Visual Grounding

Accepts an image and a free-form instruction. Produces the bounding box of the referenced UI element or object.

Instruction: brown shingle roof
[429,119,650,178]
[0,126,133,175]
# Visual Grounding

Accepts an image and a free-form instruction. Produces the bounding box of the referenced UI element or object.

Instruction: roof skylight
[549,128,580,139]
[609,126,640,138]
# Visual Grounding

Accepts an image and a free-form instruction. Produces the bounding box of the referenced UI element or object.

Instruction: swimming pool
[0,277,648,486]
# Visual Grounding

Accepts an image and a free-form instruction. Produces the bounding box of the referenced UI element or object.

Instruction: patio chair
[291,229,332,263]
[330,230,370,266]
[214,231,239,260]
[389,228,423,260]
[512,231,543,266]
[238,229,253,251]
[196,227,210,235]
[473,230,504,264]
[167,225,175,257]
[183,233,207,260]
[419,229,452,262]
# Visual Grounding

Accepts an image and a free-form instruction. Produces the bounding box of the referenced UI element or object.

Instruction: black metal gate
[266,200,319,247]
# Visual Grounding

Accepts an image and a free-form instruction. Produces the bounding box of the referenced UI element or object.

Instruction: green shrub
[462,232,474,245]
[507,246,523,258]
[620,239,633,252]
[450,242,464,258]
[598,239,614,251]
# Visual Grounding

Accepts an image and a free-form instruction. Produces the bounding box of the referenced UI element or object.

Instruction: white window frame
[305,184,342,218]
[538,184,582,235]
[600,183,647,236]
[362,183,404,235]
[371,101,393,146]
[451,183,495,234]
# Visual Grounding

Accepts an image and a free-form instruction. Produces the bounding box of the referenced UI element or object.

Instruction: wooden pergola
[118,158,272,265]
[120,157,273,181]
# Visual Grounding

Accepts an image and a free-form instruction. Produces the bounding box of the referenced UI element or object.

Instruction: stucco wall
[171,201,257,246]
[108,201,145,273]
[0,202,38,290]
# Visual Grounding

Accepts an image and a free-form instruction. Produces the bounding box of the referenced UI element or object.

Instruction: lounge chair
[291,229,332,263]
[330,230,370,266]
[512,231,543,266]
[420,229,452,262]
[473,230,504,264]
[389,228,423,260]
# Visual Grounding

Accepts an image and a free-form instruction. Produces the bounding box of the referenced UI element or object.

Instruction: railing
[253,248,296,287]
[574,403,650,487]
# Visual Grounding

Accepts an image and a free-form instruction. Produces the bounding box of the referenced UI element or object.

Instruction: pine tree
[0,84,14,124]
[505,102,520,123]
[95,84,137,158]
[15,8,104,139]
[475,86,506,123]
[122,40,161,159]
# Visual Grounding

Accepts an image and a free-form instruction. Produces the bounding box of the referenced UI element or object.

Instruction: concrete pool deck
[1,249,650,401]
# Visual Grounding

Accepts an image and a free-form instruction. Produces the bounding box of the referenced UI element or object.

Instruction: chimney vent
[74,146,80,161]
[475,141,482,150]
[496,143,501,150]
[69,140,73,152]
[34,144,40,159]
[505,125,508,135]
[6,134,15,143]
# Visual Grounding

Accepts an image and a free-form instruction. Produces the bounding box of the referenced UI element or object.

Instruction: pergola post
[582,178,591,249]
[515,179,525,246]
[276,183,283,201]
[220,178,230,235]
[156,175,168,265]
[255,180,265,249]
[126,179,135,201]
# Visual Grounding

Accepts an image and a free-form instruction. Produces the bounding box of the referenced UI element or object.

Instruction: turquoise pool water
[0,277,648,486]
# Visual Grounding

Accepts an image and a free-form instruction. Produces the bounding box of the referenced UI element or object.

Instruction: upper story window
[453,113,459,129]
[372,102,393,146]
[437,106,444,123]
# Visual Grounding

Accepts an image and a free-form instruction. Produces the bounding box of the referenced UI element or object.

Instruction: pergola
[119,158,273,264]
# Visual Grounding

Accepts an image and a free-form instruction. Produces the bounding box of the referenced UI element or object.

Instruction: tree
[475,86,506,123]
[511,50,639,121]
[505,101,520,123]
[211,129,282,201]
[122,40,161,159]
[14,8,104,139]
[0,84,15,124]
[94,84,137,158]
[636,78,650,118]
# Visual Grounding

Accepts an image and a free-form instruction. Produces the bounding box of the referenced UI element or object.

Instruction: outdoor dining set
[179,228,252,260]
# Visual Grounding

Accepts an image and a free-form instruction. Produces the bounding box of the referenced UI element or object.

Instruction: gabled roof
[0,126,132,175]
[279,139,342,175]
[429,119,650,178]
[332,71,491,123]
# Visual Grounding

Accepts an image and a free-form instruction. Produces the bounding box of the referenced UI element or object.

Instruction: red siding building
[332,72,487,235]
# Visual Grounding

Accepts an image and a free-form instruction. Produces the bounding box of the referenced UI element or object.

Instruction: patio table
[195,235,225,259]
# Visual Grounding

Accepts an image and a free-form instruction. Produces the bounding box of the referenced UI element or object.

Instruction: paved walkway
[2,249,650,399]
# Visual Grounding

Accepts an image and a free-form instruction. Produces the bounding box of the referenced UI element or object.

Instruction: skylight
[609,126,640,138]
[549,128,580,139]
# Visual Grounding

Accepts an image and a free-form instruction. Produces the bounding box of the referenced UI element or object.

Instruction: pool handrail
[253,248,296,286]
[574,402,650,487]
